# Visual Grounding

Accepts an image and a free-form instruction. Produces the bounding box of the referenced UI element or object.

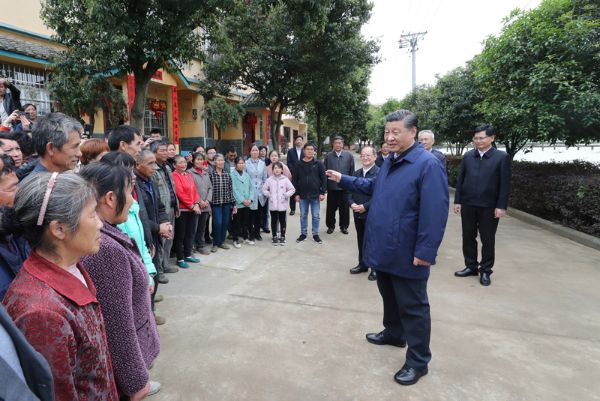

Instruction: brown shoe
[154,315,166,325]
[154,294,164,303]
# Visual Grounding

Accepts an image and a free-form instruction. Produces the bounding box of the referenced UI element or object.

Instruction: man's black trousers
[354,214,366,267]
[460,205,499,274]
[376,271,431,370]
[326,190,349,230]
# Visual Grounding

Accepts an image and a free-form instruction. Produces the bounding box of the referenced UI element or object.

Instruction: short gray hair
[418,130,435,141]
[137,149,154,163]
[361,145,376,156]
[3,172,95,251]
[33,112,83,156]
[384,109,418,131]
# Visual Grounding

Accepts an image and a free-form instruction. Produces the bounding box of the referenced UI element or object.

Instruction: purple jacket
[262,175,295,211]
[81,223,160,396]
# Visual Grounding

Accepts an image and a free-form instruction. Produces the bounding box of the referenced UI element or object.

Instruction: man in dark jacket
[135,149,172,285]
[0,304,54,401]
[324,136,354,234]
[292,142,327,244]
[375,142,391,167]
[0,78,21,123]
[327,109,448,386]
[347,145,379,281]
[286,135,304,215]
[454,125,511,286]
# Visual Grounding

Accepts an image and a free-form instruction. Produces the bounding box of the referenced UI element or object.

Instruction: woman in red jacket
[1,172,118,400]
[172,155,201,268]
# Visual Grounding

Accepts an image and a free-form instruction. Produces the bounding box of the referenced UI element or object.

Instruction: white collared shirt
[362,164,374,177]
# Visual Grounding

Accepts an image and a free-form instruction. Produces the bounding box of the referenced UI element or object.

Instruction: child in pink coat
[262,162,295,245]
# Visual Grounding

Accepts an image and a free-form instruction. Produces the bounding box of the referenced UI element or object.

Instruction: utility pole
[399,31,427,90]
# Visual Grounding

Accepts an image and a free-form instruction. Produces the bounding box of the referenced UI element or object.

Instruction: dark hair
[384,109,418,131]
[14,132,35,158]
[100,151,136,169]
[149,128,162,135]
[332,136,344,143]
[0,132,18,141]
[294,135,303,141]
[193,145,204,153]
[192,152,204,162]
[150,139,169,153]
[80,139,109,165]
[32,112,83,156]
[22,103,37,111]
[107,125,140,151]
[80,162,133,216]
[234,156,245,165]
[173,154,185,164]
[303,142,316,151]
[269,149,279,158]
[0,172,95,249]
[206,146,216,152]
[259,145,267,152]
[249,143,260,152]
[226,146,236,153]
[474,124,496,137]
[272,161,284,171]
[0,154,16,175]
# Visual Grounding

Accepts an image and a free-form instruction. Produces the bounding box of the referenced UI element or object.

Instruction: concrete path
[151,200,600,400]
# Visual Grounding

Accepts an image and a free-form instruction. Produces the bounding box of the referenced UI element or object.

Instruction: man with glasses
[454,125,511,286]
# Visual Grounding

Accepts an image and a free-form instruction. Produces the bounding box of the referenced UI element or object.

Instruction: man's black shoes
[454,267,479,277]
[480,272,491,286]
[341,228,349,235]
[365,331,406,348]
[313,235,323,244]
[368,271,377,281]
[394,366,428,386]
[350,265,368,274]
[296,234,307,243]
[289,210,295,216]
[326,227,334,234]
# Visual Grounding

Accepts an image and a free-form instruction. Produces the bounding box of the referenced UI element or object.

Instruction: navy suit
[340,143,448,370]
[347,164,379,268]
[454,147,511,273]
[286,147,304,212]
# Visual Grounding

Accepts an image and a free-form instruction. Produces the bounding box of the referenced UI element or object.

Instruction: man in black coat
[375,142,391,167]
[347,146,379,281]
[324,136,355,234]
[454,125,511,286]
[286,135,304,215]
[0,304,54,401]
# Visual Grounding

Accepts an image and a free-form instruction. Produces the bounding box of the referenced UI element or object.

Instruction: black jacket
[292,158,327,200]
[347,164,380,219]
[2,83,22,117]
[286,147,304,170]
[454,147,511,209]
[135,173,168,248]
[375,153,390,167]
[0,304,54,401]
[324,150,355,191]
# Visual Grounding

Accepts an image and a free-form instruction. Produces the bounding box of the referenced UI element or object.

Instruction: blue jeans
[299,198,320,236]
[212,204,232,246]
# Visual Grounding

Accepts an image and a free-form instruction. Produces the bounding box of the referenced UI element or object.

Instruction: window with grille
[0,62,52,115]
[143,99,168,137]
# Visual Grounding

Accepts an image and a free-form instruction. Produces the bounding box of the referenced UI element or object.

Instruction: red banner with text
[127,75,135,122]
[171,86,179,145]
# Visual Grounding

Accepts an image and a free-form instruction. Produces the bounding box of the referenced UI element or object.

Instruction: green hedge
[446,156,600,238]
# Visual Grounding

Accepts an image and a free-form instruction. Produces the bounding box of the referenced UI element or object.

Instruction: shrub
[447,158,600,237]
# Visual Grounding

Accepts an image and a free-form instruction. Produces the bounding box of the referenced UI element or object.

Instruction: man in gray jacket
[324,136,355,234]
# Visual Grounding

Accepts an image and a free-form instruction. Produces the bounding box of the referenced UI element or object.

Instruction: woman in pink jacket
[262,162,295,245]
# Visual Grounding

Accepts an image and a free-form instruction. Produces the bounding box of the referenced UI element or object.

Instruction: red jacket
[2,251,119,401]
[173,170,199,212]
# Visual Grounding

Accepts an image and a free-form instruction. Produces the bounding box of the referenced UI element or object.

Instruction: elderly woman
[245,144,268,240]
[209,153,236,251]
[80,138,109,165]
[80,162,161,400]
[1,172,118,400]
[189,152,213,255]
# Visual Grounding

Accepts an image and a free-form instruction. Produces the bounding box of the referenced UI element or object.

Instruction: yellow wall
[0,0,54,36]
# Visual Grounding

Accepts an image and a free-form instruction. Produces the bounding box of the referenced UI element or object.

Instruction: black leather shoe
[350,265,368,274]
[394,366,428,385]
[366,331,406,347]
[289,210,295,216]
[480,272,491,286]
[341,228,349,234]
[368,271,377,281]
[454,267,479,277]
[326,228,334,234]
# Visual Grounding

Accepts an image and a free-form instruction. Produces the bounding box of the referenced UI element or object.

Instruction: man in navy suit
[454,125,511,286]
[347,145,379,281]
[286,135,304,215]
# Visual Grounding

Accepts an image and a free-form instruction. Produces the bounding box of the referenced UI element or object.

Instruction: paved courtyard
[151,199,600,401]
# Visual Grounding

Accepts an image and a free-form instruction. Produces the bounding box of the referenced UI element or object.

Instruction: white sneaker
[233,240,241,249]
[244,239,255,245]
[148,381,161,396]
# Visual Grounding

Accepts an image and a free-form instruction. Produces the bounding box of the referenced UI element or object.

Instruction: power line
[399,31,427,90]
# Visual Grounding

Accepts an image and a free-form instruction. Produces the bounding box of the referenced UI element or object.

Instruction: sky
[362,0,542,104]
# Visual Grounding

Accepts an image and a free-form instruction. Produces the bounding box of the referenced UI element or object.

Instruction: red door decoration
[127,74,135,122]
[172,87,179,145]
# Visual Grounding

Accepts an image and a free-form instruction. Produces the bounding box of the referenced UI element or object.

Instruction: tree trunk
[130,74,151,131]
[268,100,285,152]
[315,109,322,157]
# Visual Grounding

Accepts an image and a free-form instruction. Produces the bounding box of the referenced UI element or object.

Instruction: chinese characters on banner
[172,86,179,145]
